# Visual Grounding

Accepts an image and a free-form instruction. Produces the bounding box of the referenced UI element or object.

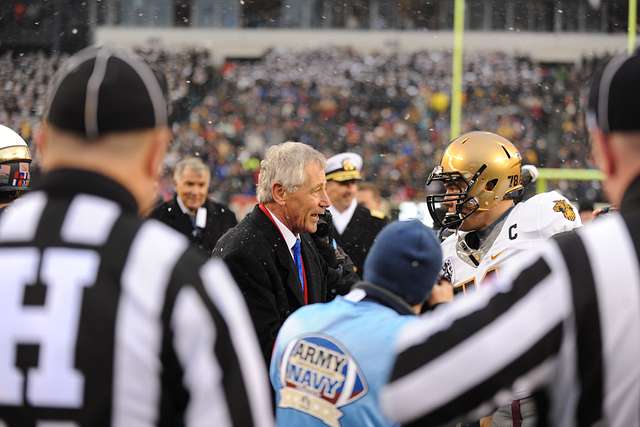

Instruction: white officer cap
[325,152,363,182]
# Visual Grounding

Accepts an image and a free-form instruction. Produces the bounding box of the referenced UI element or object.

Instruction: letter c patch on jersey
[278,334,368,427]
[553,199,576,221]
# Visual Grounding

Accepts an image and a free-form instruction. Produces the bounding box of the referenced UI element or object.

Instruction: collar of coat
[353,281,415,316]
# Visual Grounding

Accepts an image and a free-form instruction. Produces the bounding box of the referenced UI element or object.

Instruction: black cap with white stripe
[45,46,168,140]
[588,49,640,134]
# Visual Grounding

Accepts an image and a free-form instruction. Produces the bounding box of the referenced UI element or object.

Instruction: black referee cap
[587,49,640,134]
[45,46,169,140]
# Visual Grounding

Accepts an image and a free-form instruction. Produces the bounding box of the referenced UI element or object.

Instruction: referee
[0,47,273,427]
[381,51,640,427]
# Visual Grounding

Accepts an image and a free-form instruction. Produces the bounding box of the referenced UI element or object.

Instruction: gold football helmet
[426,131,523,229]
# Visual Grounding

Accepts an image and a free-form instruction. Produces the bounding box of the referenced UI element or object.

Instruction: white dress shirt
[176,195,194,216]
[329,198,357,235]
[266,207,299,260]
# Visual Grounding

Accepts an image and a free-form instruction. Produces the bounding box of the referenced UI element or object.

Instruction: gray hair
[257,142,326,203]
[173,156,210,181]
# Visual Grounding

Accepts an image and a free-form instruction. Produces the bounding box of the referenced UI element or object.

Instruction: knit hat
[363,220,443,305]
[45,46,169,140]
[587,49,640,134]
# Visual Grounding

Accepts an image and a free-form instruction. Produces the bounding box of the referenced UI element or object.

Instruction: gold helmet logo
[553,200,576,221]
[342,159,356,171]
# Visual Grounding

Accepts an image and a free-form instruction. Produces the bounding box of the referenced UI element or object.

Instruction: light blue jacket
[270,284,418,427]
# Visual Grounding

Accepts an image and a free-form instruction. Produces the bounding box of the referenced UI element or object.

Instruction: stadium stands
[0,47,605,209]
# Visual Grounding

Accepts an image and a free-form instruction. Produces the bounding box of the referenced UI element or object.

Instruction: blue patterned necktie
[189,215,197,237]
[292,239,305,293]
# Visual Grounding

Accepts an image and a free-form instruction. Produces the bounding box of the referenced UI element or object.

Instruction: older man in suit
[151,156,237,255]
[213,142,332,363]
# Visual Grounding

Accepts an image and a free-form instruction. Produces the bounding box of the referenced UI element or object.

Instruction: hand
[592,206,617,219]
[428,279,454,306]
[313,210,333,238]
[479,416,493,427]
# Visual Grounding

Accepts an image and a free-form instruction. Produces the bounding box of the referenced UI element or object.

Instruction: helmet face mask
[426,131,524,231]
[426,164,485,229]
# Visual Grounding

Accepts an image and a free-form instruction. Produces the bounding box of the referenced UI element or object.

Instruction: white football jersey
[441,191,582,293]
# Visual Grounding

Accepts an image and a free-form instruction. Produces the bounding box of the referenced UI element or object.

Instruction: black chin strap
[464,205,514,249]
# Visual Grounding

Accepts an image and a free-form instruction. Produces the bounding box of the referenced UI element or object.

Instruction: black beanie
[587,49,640,134]
[45,46,168,140]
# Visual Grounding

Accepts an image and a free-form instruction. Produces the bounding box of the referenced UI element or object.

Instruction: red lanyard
[258,204,309,304]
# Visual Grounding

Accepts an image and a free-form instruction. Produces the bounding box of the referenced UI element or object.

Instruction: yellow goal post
[535,168,604,194]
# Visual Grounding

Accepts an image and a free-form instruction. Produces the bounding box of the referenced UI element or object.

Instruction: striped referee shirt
[0,169,274,427]
[381,177,640,427]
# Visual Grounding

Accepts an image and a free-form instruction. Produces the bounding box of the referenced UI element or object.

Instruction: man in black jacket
[151,156,236,255]
[213,141,332,364]
[0,45,272,427]
[326,152,387,276]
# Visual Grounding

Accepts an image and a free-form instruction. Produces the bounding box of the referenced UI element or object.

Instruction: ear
[145,128,170,179]
[272,182,287,206]
[591,129,616,177]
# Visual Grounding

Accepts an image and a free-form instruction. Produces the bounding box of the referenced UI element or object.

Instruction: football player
[0,125,31,211]
[426,131,581,427]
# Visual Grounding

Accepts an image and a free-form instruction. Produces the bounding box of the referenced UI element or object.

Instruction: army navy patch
[553,199,576,221]
[278,334,368,427]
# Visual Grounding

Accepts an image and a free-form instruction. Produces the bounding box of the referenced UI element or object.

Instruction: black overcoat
[333,204,387,276]
[151,195,237,255]
[213,205,327,363]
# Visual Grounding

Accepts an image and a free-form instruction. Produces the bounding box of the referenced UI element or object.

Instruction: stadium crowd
[3,42,640,427]
[0,46,605,208]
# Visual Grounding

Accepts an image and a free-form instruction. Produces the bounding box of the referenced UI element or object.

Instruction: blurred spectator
[357,181,387,219]
[150,156,237,255]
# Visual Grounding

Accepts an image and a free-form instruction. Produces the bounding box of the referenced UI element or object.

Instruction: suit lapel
[205,202,220,236]
[251,206,305,306]
[340,205,361,241]
[300,235,322,303]
[171,196,195,236]
[275,240,305,306]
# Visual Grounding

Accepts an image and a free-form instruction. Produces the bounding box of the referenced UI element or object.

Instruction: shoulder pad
[440,232,459,256]
[441,232,457,245]
[511,191,582,235]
